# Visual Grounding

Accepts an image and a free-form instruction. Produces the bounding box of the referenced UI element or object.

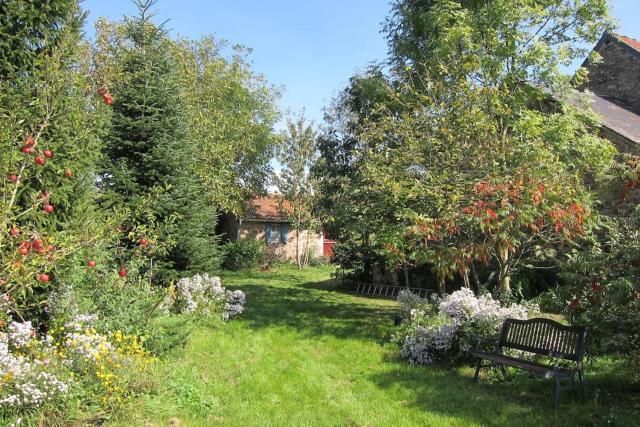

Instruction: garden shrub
[553,210,640,360]
[222,239,266,270]
[0,315,154,421]
[393,288,536,365]
[162,274,246,321]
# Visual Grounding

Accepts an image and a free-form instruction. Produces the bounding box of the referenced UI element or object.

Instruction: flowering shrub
[163,274,246,320]
[397,289,432,320]
[0,315,154,419]
[393,288,536,365]
[1,321,69,410]
[223,290,246,321]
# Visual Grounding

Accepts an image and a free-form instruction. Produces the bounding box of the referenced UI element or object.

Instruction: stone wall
[584,34,640,113]
[239,221,324,261]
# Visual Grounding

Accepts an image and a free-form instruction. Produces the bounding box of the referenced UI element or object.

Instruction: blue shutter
[265,223,272,243]
[281,224,289,244]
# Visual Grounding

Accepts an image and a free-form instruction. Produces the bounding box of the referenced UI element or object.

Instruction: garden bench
[470,317,587,408]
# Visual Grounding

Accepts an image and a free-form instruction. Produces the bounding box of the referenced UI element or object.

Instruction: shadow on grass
[223,278,397,342]
[370,353,640,425]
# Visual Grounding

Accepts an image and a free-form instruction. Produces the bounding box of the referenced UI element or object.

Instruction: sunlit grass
[112,265,639,426]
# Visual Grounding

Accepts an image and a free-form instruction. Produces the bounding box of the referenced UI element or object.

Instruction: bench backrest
[497,318,586,361]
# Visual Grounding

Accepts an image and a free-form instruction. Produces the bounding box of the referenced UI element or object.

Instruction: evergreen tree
[98,0,211,282]
[0,0,79,79]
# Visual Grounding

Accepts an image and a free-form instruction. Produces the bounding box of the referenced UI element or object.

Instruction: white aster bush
[393,288,538,365]
[163,274,246,320]
[0,322,69,410]
[0,315,154,418]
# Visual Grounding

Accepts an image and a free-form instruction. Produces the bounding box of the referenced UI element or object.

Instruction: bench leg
[474,358,482,382]
[578,368,587,399]
[554,377,562,409]
[499,364,507,379]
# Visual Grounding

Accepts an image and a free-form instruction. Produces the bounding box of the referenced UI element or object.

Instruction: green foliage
[277,113,319,268]
[95,17,280,281]
[95,1,188,283]
[222,239,266,271]
[170,36,280,216]
[315,0,616,296]
[0,0,111,323]
[0,0,80,79]
[313,68,400,280]
[552,212,640,359]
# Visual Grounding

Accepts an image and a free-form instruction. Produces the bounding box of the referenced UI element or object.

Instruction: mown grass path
[116,266,638,427]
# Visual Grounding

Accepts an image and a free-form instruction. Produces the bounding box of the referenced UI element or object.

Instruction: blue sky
[81,0,639,127]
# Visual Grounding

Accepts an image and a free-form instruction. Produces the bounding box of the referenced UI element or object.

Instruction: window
[265,223,289,245]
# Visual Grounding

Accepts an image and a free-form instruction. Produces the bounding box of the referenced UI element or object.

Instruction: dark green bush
[222,239,266,270]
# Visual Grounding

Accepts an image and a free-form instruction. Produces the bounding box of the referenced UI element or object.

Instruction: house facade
[219,195,325,261]
[577,32,640,152]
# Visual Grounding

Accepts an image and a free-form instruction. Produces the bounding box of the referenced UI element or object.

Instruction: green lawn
[113,265,639,426]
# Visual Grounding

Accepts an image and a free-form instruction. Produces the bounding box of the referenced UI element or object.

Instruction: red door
[323,231,336,258]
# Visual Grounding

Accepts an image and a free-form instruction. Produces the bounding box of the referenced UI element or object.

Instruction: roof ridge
[612,32,640,53]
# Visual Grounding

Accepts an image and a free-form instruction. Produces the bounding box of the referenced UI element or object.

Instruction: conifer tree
[100,0,187,281]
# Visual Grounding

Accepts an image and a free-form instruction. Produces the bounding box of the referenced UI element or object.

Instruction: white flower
[165,274,246,320]
[395,287,536,365]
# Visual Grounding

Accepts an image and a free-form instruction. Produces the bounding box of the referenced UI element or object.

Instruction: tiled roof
[564,91,640,145]
[243,195,292,221]
[615,33,640,53]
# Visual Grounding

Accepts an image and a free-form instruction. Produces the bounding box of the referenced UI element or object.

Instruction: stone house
[577,32,640,152]
[219,195,326,261]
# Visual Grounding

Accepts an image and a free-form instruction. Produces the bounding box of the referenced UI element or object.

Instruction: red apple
[64,169,73,178]
[87,260,97,268]
[9,227,20,237]
[21,146,33,154]
[38,273,50,283]
[25,136,35,147]
[7,174,17,183]
[47,245,55,251]
[118,268,127,278]
[139,238,148,246]
[43,204,54,214]
[97,87,108,96]
[32,239,43,249]
[35,156,46,166]
[43,150,53,159]
[103,94,113,105]
[18,247,30,256]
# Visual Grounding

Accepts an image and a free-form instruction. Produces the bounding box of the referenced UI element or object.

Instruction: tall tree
[278,113,318,269]
[316,0,616,295]
[96,0,189,282]
[372,0,615,295]
[0,0,109,322]
[169,36,280,274]
[313,68,401,279]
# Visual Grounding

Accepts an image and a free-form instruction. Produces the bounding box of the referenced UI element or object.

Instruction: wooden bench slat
[473,317,587,408]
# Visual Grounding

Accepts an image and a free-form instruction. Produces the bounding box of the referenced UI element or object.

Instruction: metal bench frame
[470,317,587,408]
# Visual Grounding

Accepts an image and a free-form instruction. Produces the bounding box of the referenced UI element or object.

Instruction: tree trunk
[303,229,311,267]
[462,269,470,288]
[403,265,410,288]
[437,274,446,296]
[497,243,511,294]
[296,228,301,269]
